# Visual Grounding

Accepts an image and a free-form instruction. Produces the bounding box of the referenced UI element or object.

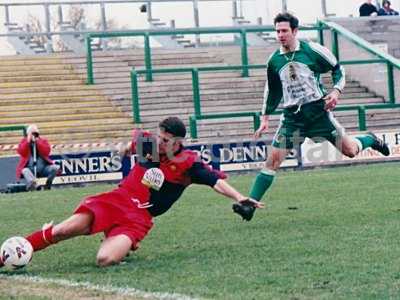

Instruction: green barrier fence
[0,125,27,136]
[131,59,397,138]
[318,20,400,104]
[130,64,267,123]
[85,25,319,84]
[188,104,400,139]
[87,21,400,140]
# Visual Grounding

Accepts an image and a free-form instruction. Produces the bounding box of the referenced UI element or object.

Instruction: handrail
[86,25,319,84]
[319,20,400,70]
[130,64,267,123]
[189,112,261,139]
[319,20,400,104]
[189,104,400,139]
[0,125,27,136]
[130,58,390,124]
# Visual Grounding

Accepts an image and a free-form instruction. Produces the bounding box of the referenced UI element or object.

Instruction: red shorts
[74,188,153,250]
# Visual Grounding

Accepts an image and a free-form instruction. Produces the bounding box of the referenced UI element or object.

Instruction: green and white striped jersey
[262,40,345,115]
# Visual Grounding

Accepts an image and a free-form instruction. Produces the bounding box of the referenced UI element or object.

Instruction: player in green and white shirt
[237,13,390,216]
[262,39,345,115]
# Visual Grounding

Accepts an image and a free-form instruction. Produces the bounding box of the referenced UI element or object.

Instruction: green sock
[249,170,275,201]
[355,135,375,150]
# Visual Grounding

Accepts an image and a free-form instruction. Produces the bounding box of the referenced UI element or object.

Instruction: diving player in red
[0,117,263,268]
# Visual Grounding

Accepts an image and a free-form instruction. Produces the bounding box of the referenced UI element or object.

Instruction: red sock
[26,225,55,252]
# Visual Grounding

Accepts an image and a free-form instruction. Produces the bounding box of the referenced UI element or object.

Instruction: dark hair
[159,117,186,138]
[382,0,391,5]
[274,12,299,30]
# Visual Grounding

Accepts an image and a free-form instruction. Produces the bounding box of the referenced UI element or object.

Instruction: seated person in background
[378,0,399,15]
[16,124,60,191]
[360,0,378,16]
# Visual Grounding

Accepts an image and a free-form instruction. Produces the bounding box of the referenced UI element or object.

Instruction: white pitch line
[0,274,200,300]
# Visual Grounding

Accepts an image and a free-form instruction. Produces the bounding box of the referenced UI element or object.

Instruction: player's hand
[118,142,131,157]
[238,197,265,208]
[323,89,340,111]
[232,198,263,221]
[27,133,34,143]
[254,116,269,139]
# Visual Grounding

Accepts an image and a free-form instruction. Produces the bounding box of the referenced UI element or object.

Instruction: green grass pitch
[1,162,400,299]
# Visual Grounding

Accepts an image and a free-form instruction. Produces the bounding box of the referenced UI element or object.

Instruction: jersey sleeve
[308,42,346,93]
[187,162,220,187]
[262,54,283,115]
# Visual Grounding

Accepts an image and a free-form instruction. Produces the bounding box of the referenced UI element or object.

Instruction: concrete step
[0,83,103,94]
[1,118,133,137]
[1,129,133,145]
[0,89,102,100]
[0,79,84,88]
[0,69,77,78]
[0,57,67,66]
[0,106,124,118]
[0,64,75,73]
[0,95,108,105]
[0,74,82,83]
[1,122,133,138]
[0,101,115,112]
[73,66,131,75]
[0,112,128,124]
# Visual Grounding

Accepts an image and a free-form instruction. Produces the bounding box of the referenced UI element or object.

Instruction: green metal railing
[189,112,261,140]
[85,25,318,84]
[87,21,400,139]
[189,104,400,139]
[130,64,267,123]
[130,56,395,125]
[0,125,27,136]
[318,20,400,104]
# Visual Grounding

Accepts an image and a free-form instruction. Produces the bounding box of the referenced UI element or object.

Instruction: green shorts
[272,99,345,149]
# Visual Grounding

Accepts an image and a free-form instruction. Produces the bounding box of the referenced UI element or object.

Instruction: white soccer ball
[1,236,33,270]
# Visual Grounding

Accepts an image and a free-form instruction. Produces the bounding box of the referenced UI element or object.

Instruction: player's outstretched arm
[212,179,264,208]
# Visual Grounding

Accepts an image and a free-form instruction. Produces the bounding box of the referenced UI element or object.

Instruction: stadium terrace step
[0,95,109,105]
[0,89,103,100]
[0,69,78,78]
[0,74,84,83]
[1,101,115,113]
[0,129,133,146]
[1,120,133,138]
[0,111,126,125]
[0,79,84,89]
[0,64,75,73]
[0,85,102,94]
[0,46,396,155]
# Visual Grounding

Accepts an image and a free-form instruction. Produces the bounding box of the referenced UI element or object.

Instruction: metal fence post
[44,4,53,52]
[253,112,260,132]
[100,2,108,50]
[144,33,153,82]
[332,30,339,60]
[189,116,198,139]
[240,29,249,77]
[5,5,10,25]
[318,21,324,46]
[192,69,202,117]
[387,62,395,104]
[358,106,366,131]
[85,36,94,84]
[131,69,141,123]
